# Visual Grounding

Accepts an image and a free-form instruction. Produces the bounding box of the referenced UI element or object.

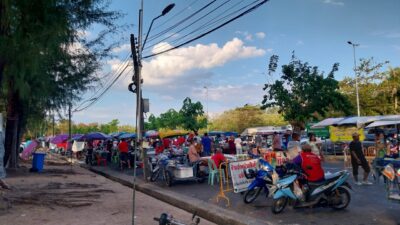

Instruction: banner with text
[229,159,258,193]
[329,126,365,142]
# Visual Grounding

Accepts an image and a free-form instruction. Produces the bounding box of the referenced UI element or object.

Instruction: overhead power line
[74,61,131,112]
[143,0,269,59]
[148,0,247,54]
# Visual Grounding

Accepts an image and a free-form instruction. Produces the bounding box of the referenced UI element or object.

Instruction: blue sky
[72,0,400,125]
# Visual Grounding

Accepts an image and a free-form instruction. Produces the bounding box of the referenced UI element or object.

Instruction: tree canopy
[145,97,206,132]
[262,54,352,129]
[339,58,399,115]
[0,0,122,165]
[210,105,287,133]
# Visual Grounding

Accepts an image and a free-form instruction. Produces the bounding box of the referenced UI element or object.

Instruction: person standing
[272,132,282,150]
[201,133,212,156]
[255,135,262,148]
[234,135,243,154]
[309,133,324,161]
[287,133,301,161]
[228,135,236,155]
[349,133,372,185]
[118,139,131,170]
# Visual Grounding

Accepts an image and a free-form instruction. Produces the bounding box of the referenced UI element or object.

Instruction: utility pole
[52,111,55,136]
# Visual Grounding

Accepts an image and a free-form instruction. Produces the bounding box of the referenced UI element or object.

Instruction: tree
[262,54,352,130]
[0,0,122,166]
[339,58,395,115]
[179,97,206,133]
[210,105,287,133]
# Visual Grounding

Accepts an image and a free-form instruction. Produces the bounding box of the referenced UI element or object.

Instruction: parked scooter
[243,159,275,203]
[271,169,352,214]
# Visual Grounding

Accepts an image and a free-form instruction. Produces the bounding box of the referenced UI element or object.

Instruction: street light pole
[130,2,175,225]
[348,41,360,117]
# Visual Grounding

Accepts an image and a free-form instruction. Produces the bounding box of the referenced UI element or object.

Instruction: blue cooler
[32,153,46,172]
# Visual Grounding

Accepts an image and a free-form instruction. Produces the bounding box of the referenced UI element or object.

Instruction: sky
[72,0,400,126]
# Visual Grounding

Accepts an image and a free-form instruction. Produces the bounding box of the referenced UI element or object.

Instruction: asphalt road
[146,161,400,225]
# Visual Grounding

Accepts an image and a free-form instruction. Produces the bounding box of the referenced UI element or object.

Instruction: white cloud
[140,38,266,86]
[323,0,344,6]
[394,45,400,51]
[235,31,253,41]
[112,43,131,53]
[296,40,304,45]
[255,32,266,39]
[192,84,264,107]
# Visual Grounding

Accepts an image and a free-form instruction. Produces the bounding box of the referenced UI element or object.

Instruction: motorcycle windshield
[259,159,274,172]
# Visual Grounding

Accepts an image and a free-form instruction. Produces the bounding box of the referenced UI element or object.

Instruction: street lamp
[141,3,175,51]
[347,41,361,117]
[131,2,175,225]
[204,86,209,133]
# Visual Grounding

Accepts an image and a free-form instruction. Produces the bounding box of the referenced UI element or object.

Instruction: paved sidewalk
[1,165,215,225]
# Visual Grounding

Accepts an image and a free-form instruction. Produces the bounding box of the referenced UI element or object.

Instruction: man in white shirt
[234,135,243,154]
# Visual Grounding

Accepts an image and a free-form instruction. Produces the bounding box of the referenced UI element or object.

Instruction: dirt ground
[0,164,215,225]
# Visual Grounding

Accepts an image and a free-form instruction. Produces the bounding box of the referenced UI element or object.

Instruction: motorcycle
[271,169,352,214]
[154,212,201,225]
[243,159,276,204]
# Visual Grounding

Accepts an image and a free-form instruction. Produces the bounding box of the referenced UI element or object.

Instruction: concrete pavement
[87,162,400,225]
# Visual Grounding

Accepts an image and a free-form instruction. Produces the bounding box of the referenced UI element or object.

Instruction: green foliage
[339,58,399,115]
[262,54,352,129]
[145,97,206,132]
[46,119,134,135]
[179,97,206,132]
[0,0,122,144]
[210,105,287,133]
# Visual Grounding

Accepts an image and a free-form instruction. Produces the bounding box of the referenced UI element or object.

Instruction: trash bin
[32,153,46,172]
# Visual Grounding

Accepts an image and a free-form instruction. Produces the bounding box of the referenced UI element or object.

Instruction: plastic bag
[293,180,304,200]
[382,164,395,181]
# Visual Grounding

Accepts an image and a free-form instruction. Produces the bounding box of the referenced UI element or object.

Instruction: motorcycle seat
[308,172,343,186]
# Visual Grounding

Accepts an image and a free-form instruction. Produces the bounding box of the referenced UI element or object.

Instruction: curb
[85,166,272,225]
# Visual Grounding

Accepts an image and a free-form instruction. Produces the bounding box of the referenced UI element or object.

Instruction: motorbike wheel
[331,186,351,210]
[243,188,262,204]
[164,170,173,187]
[197,171,206,183]
[271,197,288,214]
[150,168,160,182]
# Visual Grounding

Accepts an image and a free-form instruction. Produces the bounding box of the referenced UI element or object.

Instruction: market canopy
[50,134,82,144]
[241,125,292,136]
[366,120,400,128]
[145,130,159,138]
[118,132,137,139]
[208,131,225,136]
[159,130,188,139]
[79,132,111,141]
[110,131,127,138]
[312,115,400,128]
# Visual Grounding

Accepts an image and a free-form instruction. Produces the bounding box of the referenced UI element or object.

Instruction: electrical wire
[151,0,200,31]
[74,61,131,112]
[74,54,130,109]
[147,0,248,54]
[144,0,217,45]
[144,0,232,52]
[143,0,269,59]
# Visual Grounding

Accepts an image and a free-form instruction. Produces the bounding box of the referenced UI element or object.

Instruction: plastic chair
[112,152,119,165]
[96,154,107,166]
[207,159,225,185]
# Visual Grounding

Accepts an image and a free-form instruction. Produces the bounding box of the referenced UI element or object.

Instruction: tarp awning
[366,120,400,128]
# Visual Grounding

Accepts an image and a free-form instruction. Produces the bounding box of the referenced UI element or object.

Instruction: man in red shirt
[293,144,324,182]
[211,148,226,169]
[118,139,131,170]
[162,138,171,149]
